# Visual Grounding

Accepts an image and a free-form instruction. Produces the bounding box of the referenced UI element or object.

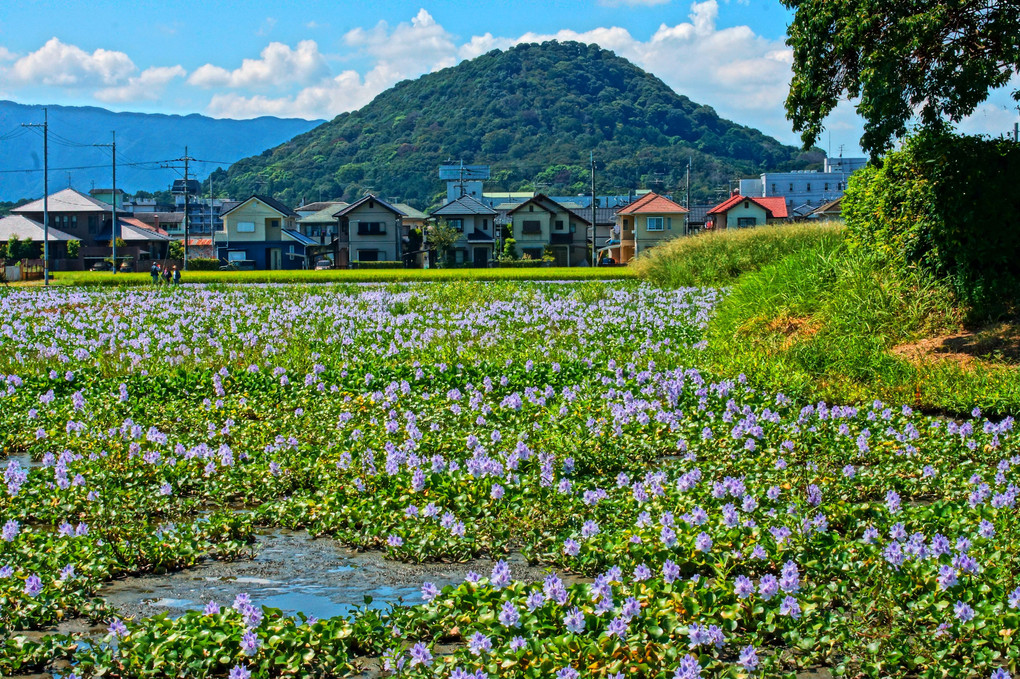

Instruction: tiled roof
[508,194,591,224]
[296,201,345,212]
[466,229,494,242]
[99,218,173,242]
[0,215,75,241]
[282,229,317,247]
[708,194,789,219]
[220,195,298,219]
[13,188,112,214]
[432,195,497,217]
[333,194,405,218]
[569,207,617,226]
[392,203,428,220]
[813,197,842,215]
[299,205,348,224]
[616,192,688,215]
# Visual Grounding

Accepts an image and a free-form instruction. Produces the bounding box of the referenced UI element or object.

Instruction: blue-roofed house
[215,195,312,269]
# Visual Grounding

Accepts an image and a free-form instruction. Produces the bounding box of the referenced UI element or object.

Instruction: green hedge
[350,261,405,270]
[187,258,221,271]
[844,129,1020,315]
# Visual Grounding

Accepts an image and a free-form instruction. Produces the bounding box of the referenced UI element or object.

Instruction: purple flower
[468,632,492,656]
[978,520,995,540]
[758,574,779,600]
[557,667,579,679]
[739,644,760,670]
[509,635,526,651]
[581,520,600,538]
[2,519,20,542]
[989,669,1011,679]
[490,560,511,590]
[779,560,801,593]
[633,563,652,582]
[937,566,958,590]
[1009,586,1020,609]
[663,560,680,584]
[421,581,440,602]
[734,575,754,599]
[885,490,901,514]
[673,654,703,679]
[607,615,628,640]
[499,600,520,628]
[694,532,713,553]
[387,534,403,548]
[954,600,975,622]
[229,665,251,679]
[25,574,42,597]
[564,607,585,633]
[408,642,432,667]
[240,629,261,656]
[204,600,220,615]
[563,538,580,556]
[108,618,128,637]
[780,595,802,619]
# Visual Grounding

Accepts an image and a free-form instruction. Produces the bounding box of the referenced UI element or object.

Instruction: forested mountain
[0,101,322,201]
[220,41,821,208]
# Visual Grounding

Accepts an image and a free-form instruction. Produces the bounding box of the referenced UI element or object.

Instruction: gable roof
[13,187,112,214]
[299,204,350,224]
[333,194,406,218]
[569,206,618,227]
[0,214,75,241]
[295,200,345,213]
[708,194,789,219]
[812,197,842,215]
[99,217,173,242]
[616,192,689,216]
[432,195,497,217]
[220,195,298,219]
[508,194,591,224]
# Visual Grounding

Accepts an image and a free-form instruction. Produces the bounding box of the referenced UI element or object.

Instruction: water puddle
[102,529,580,621]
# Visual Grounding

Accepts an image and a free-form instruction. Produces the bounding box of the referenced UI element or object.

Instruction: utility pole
[95,132,118,273]
[22,109,49,286]
[590,151,596,267]
[163,148,196,268]
[685,157,692,236]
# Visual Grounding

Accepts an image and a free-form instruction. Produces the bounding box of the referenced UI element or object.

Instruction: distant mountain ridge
[0,101,322,201]
[221,41,822,208]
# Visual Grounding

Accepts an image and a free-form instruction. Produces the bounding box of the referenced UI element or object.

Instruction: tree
[425,220,460,267]
[783,0,1020,156]
[167,240,185,260]
[66,240,80,259]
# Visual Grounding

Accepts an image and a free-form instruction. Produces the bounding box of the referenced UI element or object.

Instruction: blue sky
[1,0,1018,157]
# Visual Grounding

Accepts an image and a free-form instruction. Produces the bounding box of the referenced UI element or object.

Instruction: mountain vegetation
[0,101,321,201]
[220,41,822,208]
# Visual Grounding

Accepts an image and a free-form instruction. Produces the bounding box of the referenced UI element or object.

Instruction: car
[90,260,113,272]
[314,259,333,270]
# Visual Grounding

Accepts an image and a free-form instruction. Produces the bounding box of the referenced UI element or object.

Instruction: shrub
[66,240,80,259]
[350,261,405,269]
[843,128,1020,316]
[187,258,220,271]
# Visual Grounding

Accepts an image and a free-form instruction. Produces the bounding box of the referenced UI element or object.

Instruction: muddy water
[102,529,582,621]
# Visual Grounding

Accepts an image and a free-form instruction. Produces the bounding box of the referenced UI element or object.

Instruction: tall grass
[631,221,845,288]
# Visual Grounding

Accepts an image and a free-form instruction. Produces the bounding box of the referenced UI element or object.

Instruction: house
[506,194,590,266]
[332,194,406,267]
[430,195,499,267]
[0,214,74,259]
[216,195,311,270]
[297,202,348,265]
[610,192,689,263]
[103,217,174,262]
[706,193,789,230]
[391,203,427,232]
[13,188,115,248]
[811,197,843,220]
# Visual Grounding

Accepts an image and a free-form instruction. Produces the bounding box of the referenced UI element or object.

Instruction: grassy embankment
[19,266,636,287]
[633,222,1020,416]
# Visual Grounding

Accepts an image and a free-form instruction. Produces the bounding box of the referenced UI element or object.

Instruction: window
[449,218,464,231]
[743,201,750,209]
[771,184,777,194]
[737,217,757,228]
[646,217,664,231]
[357,222,386,235]
[481,219,488,231]
[88,215,99,235]
[522,220,541,234]
[227,250,247,263]
[666,218,672,231]
[358,249,380,261]
[806,183,811,192]
[455,248,467,264]
[267,218,280,230]
[555,219,564,231]
[237,221,255,233]
[789,183,794,192]
[824,183,830,192]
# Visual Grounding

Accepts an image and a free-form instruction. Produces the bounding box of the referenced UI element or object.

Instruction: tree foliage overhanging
[783,0,1020,157]
[220,41,822,208]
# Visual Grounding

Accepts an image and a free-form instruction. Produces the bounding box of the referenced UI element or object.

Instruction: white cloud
[0,47,17,61]
[344,9,458,78]
[206,70,377,120]
[94,65,186,103]
[188,40,329,89]
[6,37,135,86]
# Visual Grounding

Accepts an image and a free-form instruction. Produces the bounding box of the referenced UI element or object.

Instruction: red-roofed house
[608,192,688,263]
[706,193,789,230]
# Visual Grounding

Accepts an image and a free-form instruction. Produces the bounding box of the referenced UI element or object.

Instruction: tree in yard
[425,219,460,267]
[66,240,80,259]
[783,0,1020,156]
[167,240,185,261]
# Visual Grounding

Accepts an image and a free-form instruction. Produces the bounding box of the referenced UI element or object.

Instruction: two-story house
[706,192,789,230]
[506,194,590,266]
[611,192,689,263]
[216,195,312,269]
[332,195,405,267]
[430,195,499,267]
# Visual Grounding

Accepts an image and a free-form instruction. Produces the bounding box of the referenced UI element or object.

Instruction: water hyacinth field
[0,282,1017,679]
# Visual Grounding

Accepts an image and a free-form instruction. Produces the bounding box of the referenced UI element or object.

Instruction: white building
[739,157,868,217]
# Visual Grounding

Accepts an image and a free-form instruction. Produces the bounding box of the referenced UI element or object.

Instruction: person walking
[162,266,172,285]
[172,266,181,285]
[150,262,160,284]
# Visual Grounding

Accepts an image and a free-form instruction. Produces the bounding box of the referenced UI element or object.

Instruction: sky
[1,0,1018,158]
